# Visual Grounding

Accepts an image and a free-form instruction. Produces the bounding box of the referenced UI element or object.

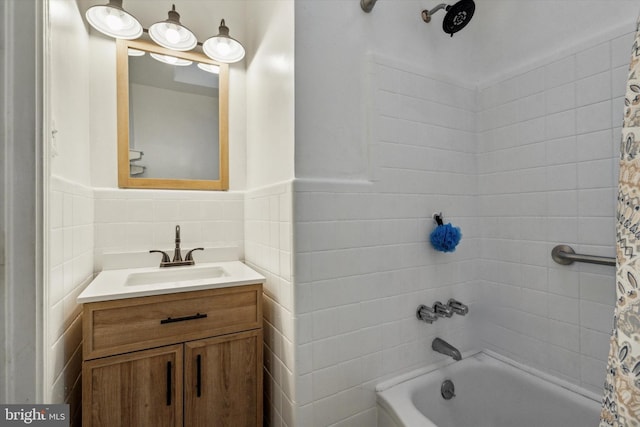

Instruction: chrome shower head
[422,0,476,36]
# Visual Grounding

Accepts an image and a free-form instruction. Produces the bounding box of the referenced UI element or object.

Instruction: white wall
[245,0,295,189]
[46,2,93,423]
[243,1,295,425]
[476,25,634,395]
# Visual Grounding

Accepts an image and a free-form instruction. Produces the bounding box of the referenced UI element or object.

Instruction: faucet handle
[417,304,438,324]
[185,247,204,262]
[150,250,171,264]
[447,298,469,315]
[433,301,454,318]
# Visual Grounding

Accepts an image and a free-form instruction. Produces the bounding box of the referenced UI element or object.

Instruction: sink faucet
[432,337,462,361]
[150,225,204,268]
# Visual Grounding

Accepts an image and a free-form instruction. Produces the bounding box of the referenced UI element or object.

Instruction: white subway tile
[548,294,580,325]
[576,130,616,161]
[546,82,576,114]
[548,320,580,352]
[576,100,612,134]
[611,32,634,68]
[577,159,614,189]
[545,56,576,89]
[580,300,615,333]
[576,71,611,107]
[576,42,610,79]
[612,65,629,98]
[580,327,611,361]
[580,355,608,390]
[546,110,576,140]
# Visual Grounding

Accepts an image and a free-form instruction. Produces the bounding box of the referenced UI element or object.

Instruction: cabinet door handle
[160,313,208,324]
[166,361,172,406]
[196,354,202,397]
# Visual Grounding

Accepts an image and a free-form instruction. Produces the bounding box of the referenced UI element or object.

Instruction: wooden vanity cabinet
[81,284,263,427]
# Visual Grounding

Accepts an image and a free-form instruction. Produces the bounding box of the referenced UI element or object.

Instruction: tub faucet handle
[416,304,438,324]
[447,298,469,315]
[433,301,454,318]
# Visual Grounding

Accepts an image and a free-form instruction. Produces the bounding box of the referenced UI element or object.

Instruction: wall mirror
[117,39,229,190]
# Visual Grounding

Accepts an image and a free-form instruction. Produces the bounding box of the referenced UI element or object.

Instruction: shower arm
[422,4,448,23]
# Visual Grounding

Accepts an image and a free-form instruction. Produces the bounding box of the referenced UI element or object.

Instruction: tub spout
[432,338,462,361]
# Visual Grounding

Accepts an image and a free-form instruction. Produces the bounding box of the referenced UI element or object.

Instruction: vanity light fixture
[202,19,246,64]
[85,0,143,39]
[148,4,197,51]
[86,3,246,64]
[197,63,221,74]
[150,53,193,66]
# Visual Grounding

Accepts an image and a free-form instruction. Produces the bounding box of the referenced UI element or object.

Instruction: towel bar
[551,245,615,267]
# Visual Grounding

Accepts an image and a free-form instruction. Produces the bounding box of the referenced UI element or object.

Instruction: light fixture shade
[149,5,197,51]
[202,19,245,64]
[85,0,143,39]
[197,63,221,74]
[150,53,193,66]
[127,48,145,56]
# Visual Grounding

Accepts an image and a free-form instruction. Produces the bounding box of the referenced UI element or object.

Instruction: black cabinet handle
[160,313,208,324]
[166,361,172,406]
[196,354,202,397]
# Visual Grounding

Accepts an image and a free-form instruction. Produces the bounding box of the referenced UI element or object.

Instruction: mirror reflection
[117,39,229,190]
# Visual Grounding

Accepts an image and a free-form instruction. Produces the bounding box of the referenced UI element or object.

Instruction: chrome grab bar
[551,245,615,267]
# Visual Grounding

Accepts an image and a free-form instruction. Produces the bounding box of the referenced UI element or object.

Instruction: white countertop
[77,261,265,304]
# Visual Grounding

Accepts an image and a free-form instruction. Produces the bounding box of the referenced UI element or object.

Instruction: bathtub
[376,350,601,427]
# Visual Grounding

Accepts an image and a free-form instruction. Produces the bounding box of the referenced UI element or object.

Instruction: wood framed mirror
[116,39,229,190]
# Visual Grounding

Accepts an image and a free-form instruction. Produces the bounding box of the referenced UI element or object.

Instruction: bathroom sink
[77,261,265,303]
[125,266,228,286]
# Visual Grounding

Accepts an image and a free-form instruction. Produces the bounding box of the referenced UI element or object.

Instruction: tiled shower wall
[48,176,94,424]
[476,28,634,394]
[292,56,480,426]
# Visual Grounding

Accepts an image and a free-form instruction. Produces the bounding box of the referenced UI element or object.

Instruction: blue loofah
[430,223,462,253]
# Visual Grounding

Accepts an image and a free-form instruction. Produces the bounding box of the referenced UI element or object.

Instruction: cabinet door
[83,344,183,427]
[185,329,263,427]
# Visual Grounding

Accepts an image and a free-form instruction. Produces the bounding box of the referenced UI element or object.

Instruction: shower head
[422,0,475,37]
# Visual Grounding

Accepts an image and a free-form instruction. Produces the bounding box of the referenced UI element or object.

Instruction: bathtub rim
[376,349,602,427]
[375,349,601,403]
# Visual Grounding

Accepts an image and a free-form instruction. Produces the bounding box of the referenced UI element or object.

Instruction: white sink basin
[77,261,265,303]
[125,266,228,286]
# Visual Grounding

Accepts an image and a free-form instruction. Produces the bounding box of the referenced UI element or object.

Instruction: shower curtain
[600,16,640,427]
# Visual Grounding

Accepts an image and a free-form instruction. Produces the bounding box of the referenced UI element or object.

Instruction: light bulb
[165,26,180,44]
[216,40,231,56]
[105,12,124,30]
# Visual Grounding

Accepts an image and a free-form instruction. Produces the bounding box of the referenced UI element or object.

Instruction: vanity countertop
[77,261,265,304]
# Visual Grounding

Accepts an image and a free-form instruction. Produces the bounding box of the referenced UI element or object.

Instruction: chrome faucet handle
[185,247,204,262]
[416,304,438,324]
[150,250,171,264]
[433,301,454,318]
[447,298,469,315]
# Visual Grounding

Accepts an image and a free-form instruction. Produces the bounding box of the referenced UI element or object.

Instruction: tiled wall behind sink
[93,188,244,267]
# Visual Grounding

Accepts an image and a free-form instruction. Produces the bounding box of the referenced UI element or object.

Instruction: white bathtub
[376,350,601,427]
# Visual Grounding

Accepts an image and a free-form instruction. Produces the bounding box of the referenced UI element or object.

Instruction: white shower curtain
[600,15,640,427]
